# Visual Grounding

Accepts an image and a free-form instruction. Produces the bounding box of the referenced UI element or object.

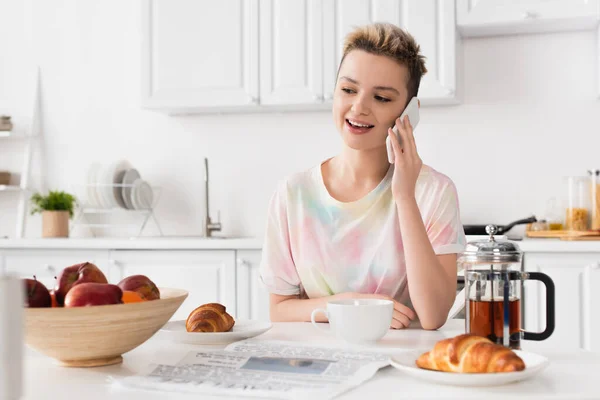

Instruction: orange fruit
[122,290,145,303]
[49,290,59,307]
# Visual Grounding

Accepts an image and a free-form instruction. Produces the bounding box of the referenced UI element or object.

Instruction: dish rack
[69,183,164,238]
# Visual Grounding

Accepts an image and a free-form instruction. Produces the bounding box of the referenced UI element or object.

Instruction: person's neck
[331,146,390,186]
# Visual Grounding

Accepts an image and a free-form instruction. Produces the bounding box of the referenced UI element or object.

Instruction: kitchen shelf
[0,185,24,192]
[0,131,31,140]
[1,66,41,238]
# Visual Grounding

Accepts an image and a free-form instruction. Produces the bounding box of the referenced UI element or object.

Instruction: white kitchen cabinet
[581,263,600,352]
[236,250,271,322]
[457,0,600,37]
[142,0,458,113]
[108,250,236,321]
[259,0,324,105]
[322,0,458,105]
[141,0,259,113]
[523,252,600,352]
[1,250,109,291]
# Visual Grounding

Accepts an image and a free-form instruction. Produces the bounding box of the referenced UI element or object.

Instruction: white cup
[310,299,393,344]
[0,274,23,400]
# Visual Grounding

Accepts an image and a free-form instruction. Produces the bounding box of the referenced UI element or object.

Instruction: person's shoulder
[417,164,456,195]
[417,164,458,192]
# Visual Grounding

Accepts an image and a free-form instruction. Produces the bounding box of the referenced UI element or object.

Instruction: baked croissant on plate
[186,303,235,333]
[416,334,526,373]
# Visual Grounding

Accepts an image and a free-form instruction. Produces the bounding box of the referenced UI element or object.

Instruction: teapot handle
[523,272,555,341]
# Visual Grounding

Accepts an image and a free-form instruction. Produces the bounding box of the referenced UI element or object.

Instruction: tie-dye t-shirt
[259,161,466,308]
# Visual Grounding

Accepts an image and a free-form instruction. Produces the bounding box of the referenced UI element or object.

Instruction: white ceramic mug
[310,299,393,344]
[0,273,23,400]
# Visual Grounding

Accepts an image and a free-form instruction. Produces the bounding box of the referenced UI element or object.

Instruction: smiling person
[259,23,466,330]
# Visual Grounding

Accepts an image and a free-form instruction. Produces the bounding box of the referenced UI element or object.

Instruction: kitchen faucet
[203,157,222,237]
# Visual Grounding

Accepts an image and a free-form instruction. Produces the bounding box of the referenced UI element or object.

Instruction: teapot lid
[460,225,522,263]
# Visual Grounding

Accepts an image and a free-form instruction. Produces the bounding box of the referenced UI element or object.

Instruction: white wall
[1,0,600,239]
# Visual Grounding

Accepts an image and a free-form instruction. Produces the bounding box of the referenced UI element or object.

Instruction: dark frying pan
[463,216,537,235]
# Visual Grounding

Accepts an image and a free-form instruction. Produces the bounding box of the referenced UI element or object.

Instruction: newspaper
[114,339,391,399]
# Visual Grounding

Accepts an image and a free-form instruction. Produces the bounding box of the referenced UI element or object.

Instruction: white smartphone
[386,96,420,163]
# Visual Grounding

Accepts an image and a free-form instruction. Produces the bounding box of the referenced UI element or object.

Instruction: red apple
[23,276,51,308]
[64,282,123,307]
[54,262,108,305]
[117,275,160,300]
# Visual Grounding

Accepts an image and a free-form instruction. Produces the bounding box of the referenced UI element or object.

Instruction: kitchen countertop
[0,236,264,250]
[1,236,600,252]
[21,319,600,399]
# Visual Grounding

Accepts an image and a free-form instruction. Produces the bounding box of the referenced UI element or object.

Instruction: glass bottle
[545,197,563,231]
[565,176,591,231]
[589,169,600,231]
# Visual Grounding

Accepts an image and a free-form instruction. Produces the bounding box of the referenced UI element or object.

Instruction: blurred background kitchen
[1,0,600,239]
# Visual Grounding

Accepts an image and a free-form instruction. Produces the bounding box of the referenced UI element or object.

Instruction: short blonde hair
[341,23,427,101]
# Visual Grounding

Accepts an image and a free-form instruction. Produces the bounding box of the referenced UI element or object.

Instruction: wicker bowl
[24,287,188,367]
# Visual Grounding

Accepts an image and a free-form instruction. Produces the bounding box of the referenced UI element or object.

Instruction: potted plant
[30,191,77,238]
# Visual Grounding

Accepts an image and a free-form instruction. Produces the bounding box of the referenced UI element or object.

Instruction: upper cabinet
[323,0,457,105]
[323,0,458,105]
[141,0,259,113]
[259,0,324,106]
[141,0,459,113]
[457,0,600,37]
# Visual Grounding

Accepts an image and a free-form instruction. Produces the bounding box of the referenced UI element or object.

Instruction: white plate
[131,179,153,210]
[121,169,141,210]
[111,160,132,209]
[390,349,549,387]
[160,319,272,345]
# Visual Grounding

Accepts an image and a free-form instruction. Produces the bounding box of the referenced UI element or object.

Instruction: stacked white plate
[85,161,154,210]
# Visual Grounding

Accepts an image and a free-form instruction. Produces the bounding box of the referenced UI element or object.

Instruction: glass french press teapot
[458,225,555,350]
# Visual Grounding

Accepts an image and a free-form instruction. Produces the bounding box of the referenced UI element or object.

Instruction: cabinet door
[1,250,109,290]
[108,250,236,321]
[323,0,458,105]
[141,0,259,111]
[259,0,324,105]
[236,250,271,322]
[457,0,600,37]
[523,253,600,351]
[581,263,600,352]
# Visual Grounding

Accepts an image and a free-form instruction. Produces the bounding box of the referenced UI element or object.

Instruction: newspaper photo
[113,339,391,399]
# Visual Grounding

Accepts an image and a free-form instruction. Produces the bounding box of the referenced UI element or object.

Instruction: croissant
[186,303,235,333]
[416,334,526,373]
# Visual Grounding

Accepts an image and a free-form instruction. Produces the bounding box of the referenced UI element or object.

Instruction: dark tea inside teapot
[459,225,555,350]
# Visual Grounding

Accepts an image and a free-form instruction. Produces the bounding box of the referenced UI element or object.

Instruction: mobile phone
[386,96,420,163]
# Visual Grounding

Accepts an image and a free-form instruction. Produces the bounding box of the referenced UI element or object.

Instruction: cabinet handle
[237,258,249,268]
[324,93,333,101]
[313,94,324,102]
[108,259,121,267]
[250,96,259,104]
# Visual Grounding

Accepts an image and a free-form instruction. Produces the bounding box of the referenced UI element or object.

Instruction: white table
[22,320,600,399]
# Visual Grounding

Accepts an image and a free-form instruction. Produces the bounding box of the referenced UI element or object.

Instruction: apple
[54,262,108,305]
[64,282,123,307]
[23,276,51,308]
[117,275,160,300]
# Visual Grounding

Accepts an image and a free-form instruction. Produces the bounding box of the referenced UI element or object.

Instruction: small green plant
[30,190,77,218]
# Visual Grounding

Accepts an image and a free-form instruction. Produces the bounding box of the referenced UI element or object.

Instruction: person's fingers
[393,301,416,321]
[388,128,404,162]
[395,117,410,155]
[391,310,411,329]
[403,115,418,155]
